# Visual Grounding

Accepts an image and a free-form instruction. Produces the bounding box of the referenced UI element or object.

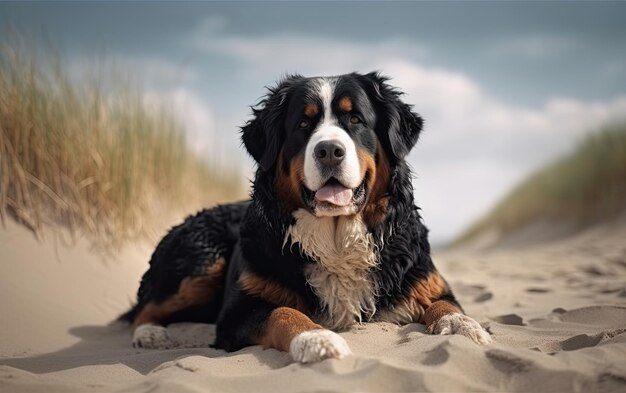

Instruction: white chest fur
[285,209,379,330]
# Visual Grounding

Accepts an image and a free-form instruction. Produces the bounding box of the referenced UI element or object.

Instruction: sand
[1,218,626,392]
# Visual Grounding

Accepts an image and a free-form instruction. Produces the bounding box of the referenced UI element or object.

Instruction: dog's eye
[298,120,309,129]
[350,115,361,125]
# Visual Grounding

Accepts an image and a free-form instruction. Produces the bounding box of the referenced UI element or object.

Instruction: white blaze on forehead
[303,78,362,192]
[315,78,336,125]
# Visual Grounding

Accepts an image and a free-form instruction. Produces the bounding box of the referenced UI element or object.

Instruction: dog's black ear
[357,72,423,163]
[241,75,303,171]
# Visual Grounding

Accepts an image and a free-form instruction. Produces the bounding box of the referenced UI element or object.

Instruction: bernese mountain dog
[120,72,492,363]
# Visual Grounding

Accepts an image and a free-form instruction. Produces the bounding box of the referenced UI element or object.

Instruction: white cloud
[144,87,242,165]
[168,88,216,151]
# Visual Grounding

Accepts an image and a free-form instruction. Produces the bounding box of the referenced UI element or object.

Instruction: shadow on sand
[0,322,290,375]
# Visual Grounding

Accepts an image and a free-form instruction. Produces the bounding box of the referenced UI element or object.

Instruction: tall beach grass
[0,39,245,247]
[456,121,626,245]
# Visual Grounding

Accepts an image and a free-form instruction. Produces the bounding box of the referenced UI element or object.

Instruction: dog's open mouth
[314,178,353,206]
[302,178,366,214]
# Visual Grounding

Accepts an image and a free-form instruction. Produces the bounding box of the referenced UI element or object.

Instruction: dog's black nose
[314,140,346,167]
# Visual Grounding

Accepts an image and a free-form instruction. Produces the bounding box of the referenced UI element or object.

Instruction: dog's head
[242,72,423,218]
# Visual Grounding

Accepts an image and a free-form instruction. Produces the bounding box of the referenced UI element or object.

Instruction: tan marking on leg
[304,103,319,118]
[423,300,462,331]
[376,271,448,324]
[133,258,226,327]
[239,271,308,312]
[411,271,448,308]
[257,307,322,352]
[338,96,353,112]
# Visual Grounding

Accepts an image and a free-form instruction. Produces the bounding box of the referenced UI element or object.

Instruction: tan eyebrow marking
[339,96,353,112]
[304,103,319,118]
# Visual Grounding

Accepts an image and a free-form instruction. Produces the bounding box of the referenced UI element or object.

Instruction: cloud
[143,86,244,166]
[383,59,626,155]
[168,88,216,151]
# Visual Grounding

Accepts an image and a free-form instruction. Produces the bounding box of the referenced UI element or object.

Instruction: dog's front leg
[215,298,351,363]
[423,300,492,344]
[259,307,352,363]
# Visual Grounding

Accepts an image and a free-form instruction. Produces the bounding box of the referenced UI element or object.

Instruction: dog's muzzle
[302,126,365,216]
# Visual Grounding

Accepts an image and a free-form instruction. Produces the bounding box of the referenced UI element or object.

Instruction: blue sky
[2,2,626,243]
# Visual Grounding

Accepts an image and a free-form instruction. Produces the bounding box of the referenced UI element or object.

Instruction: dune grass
[0,39,245,247]
[456,121,626,245]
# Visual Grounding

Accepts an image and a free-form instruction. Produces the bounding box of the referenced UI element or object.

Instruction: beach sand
[1,218,625,392]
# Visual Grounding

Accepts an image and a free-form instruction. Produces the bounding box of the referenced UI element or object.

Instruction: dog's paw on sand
[428,313,493,344]
[132,324,178,349]
[289,329,352,363]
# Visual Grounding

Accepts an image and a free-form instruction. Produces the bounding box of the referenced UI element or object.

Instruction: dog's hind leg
[121,202,249,349]
[131,258,227,349]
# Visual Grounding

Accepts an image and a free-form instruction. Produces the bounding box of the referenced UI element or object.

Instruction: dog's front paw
[289,329,352,363]
[427,313,492,344]
[132,324,179,349]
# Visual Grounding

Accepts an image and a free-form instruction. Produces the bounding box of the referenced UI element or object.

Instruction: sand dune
[1,218,626,392]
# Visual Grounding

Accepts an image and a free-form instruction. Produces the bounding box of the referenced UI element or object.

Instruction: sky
[2,2,626,244]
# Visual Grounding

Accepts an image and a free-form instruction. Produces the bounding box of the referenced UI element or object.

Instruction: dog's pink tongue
[315,184,353,206]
